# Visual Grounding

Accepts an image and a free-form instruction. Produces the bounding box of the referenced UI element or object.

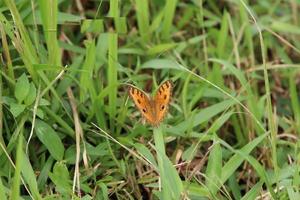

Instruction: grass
[1,0,300,199]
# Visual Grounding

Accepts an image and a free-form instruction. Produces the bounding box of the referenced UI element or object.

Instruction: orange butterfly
[128,80,173,126]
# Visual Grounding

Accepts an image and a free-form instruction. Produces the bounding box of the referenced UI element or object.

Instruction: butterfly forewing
[154,80,173,125]
[128,86,156,125]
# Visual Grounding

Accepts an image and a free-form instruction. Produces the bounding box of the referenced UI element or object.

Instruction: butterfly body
[128,80,173,126]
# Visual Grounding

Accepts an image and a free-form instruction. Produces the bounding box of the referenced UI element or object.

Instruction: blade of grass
[108,33,118,131]
[10,134,22,200]
[0,177,6,200]
[221,132,268,185]
[135,0,150,42]
[153,126,183,199]
[210,10,230,87]
[37,156,54,191]
[289,71,300,133]
[161,0,177,40]
[167,98,242,135]
[108,0,119,17]
[42,107,74,138]
[240,0,279,192]
[0,22,15,87]
[240,180,263,200]
[0,55,3,147]
[80,40,96,102]
[21,152,42,199]
[205,139,222,195]
[218,137,276,198]
[38,0,61,67]
[238,1,254,66]
[3,0,38,82]
[210,58,263,134]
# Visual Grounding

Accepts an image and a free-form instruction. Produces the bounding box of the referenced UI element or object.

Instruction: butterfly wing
[153,80,173,125]
[128,86,156,125]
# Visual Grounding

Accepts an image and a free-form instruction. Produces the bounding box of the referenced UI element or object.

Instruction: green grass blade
[0,177,6,200]
[107,33,118,131]
[154,127,183,199]
[108,0,119,17]
[0,22,15,86]
[21,153,42,199]
[167,99,240,135]
[80,40,96,102]
[239,0,279,190]
[3,0,38,82]
[205,139,222,194]
[161,0,177,40]
[38,0,61,66]
[221,132,268,184]
[135,0,150,42]
[240,181,263,200]
[289,72,300,132]
[10,134,22,200]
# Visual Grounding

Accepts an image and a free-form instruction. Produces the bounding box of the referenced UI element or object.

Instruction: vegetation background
[0,0,300,199]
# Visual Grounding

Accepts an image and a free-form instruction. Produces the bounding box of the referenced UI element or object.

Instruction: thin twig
[67,87,83,197]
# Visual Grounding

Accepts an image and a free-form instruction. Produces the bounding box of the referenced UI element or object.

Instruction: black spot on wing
[164,95,167,99]
[165,82,170,88]
[137,99,141,104]
[161,105,165,110]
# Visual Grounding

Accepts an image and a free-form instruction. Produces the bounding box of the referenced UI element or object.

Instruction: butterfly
[128,80,173,126]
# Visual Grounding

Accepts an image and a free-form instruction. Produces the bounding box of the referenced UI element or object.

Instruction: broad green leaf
[10,103,26,117]
[15,73,30,103]
[35,119,64,160]
[287,186,300,200]
[160,152,183,199]
[135,143,157,168]
[24,82,37,106]
[98,182,108,200]
[21,153,42,200]
[39,98,50,106]
[154,127,183,199]
[49,162,72,195]
[205,140,222,194]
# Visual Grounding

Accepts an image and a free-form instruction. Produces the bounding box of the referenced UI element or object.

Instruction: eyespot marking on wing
[139,91,143,97]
